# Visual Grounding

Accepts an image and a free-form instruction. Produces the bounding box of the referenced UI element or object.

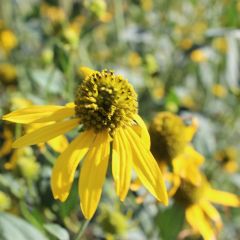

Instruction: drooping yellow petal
[112,128,132,201]
[186,204,216,240]
[12,119,79,148]
[51,130,96,201]
[133,114,151,150]
[206,188,240,207]
[79,131,110,219]
[173,146,204,186]
[47,135,69,153]
[2,104,75,124]
[79,67,97,78]
[124,127,168,205]
[200,201,223,231]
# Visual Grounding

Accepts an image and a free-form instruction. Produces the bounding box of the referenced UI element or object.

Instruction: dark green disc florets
[74,70,138,134]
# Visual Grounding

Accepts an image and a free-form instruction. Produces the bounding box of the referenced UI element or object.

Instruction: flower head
[149,112,196,164]
[215,147,238,173]
[173,175,240,240]
[2,67,168,219]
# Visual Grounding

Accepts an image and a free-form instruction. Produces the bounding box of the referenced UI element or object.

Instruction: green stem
[75,220,89,240]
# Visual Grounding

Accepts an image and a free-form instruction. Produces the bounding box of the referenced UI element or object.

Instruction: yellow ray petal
[2,104,75,124]
[124,127,168,205]
[112,128,132,201]
[133,114,150,150]
[12,119,79,148]
[79,131,110,219]
[200,201,223,231]
[164,172,181,197]
[206,188,240,207]
[47,135,69,153]
[186,204,216,240]
[51,130,96,201]
[79,67,97,78]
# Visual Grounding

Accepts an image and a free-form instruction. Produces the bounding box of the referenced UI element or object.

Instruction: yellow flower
[0,191,11,211]
[190,49,208,63]
[215,147,238,173]
[0,63,17,85]
[17,154,40,180]
[212,37,228,53]
[174,175,240,240]
[149,112,196,164]
[211,84,227,98]
[3,67,168,219]
[41,3,66,24]
[179,38,193,50]
[0,29,18,53]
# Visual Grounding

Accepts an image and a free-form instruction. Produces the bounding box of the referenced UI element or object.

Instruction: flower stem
[75,220,89,240]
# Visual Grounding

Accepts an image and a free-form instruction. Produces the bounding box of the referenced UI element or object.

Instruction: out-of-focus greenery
[0,0,240,239]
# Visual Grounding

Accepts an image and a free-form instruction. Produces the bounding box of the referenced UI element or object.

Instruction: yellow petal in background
[186,204,216,240]
[47,135,69,153]
[12,118,79,148]
[51,130,95,201]
[79,131,110,219]
[112,129,132,201]
[200,201,223,231]
[206,188,240,207]
[125,127,168,205]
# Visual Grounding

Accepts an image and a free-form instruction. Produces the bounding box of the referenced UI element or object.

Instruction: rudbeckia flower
[2,67,168,219]
[174,175,240,240]
[214,147,238,173]
[149,112,202,186]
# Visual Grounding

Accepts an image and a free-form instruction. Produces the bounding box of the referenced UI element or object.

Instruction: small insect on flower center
[75,70,138,134]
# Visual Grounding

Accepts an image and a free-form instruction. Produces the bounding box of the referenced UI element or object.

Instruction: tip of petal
[80,67,97,78]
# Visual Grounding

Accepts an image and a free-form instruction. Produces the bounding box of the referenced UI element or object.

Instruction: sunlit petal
[79,131,110,219]
[112,128,132,201]
[133,114,151,150]
[12,119,79,148]
[125,127,168,205]
[51,130,96,201]
[2,104,75,124]
[186,204,216,240]
[206,188,240,207]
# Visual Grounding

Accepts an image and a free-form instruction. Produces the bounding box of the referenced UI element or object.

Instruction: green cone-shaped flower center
[75,70,138,134]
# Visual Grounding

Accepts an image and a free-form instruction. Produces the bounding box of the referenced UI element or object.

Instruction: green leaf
[155,202,185,240]
[0,212,47,240]
[44,223,69,240]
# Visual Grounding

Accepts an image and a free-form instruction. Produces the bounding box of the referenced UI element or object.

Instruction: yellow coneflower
[0,63,17,85]
[2,67,168,219]
[149,112,196,165]
[211,84,227,98]
[0,29,18,53]
[149,112,203,191]
[174,175,240,240]
[190,49,208,63]
[215,147,238,173]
